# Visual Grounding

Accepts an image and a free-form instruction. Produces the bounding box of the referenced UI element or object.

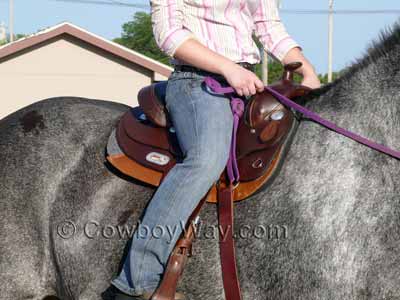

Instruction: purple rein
[204,76,400,184]
[226,98,244,184]
[203,77,245,184]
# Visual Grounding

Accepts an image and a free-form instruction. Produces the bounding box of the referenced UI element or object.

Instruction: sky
[0,0,399,75]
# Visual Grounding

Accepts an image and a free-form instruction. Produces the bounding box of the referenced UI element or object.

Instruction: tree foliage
[0,34,27,46]
[113,12,170,65]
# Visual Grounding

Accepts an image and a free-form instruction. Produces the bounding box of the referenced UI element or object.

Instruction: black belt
[174,62,256,75]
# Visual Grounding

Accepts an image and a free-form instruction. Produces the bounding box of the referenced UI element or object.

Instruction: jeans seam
[132,76,210,291]
[189,88,200,164]
[133,139,197,289]
[135,164,195,288]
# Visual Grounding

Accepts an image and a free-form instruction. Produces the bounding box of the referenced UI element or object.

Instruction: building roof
[0,22,173,77]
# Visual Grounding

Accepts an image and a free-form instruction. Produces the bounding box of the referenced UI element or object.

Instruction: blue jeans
[111,70,233,295]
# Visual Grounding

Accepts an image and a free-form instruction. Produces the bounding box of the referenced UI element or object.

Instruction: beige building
[0,22,173,119]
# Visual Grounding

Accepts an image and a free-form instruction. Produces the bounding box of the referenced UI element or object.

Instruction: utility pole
[261,49,268,84]
[0,22,6,42]
[328,0,334,82]
[262,0,283,84]
[9,0,14,42]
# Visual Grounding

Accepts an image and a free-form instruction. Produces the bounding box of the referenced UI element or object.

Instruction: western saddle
[106,62,310,300]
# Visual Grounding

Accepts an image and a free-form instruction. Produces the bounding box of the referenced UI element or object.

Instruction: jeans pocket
[186,77,205,95]
[179,79,213,104]
[198,78,231,100]
[165,81,174,111]
[165,77,190,111]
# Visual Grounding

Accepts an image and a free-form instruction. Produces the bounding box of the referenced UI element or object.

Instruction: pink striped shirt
[150,0,300,64]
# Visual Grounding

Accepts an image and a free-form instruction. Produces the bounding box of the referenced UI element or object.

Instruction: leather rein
[204,76,400,161]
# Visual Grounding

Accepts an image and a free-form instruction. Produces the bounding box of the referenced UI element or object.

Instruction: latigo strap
[152,194,207,300]
[218,183,242,300]
[152,183,241,300]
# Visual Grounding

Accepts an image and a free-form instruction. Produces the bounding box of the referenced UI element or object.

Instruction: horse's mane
[304,20,400,101]
[347,20,400,76]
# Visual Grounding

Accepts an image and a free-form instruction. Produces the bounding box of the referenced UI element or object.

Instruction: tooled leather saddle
[106,62,310,300]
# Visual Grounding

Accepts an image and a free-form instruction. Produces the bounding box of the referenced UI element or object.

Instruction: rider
[111,0,320,299]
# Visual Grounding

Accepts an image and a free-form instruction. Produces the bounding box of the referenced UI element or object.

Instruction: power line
[109,0,142,7]
[1,0,399,14]
[52,0,147,8]
[51,0,400,15]
[282,9,400,15]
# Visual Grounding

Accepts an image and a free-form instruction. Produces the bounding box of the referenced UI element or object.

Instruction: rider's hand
[221,63,265,97]
[281,47,321,90]
[301,73,321,89]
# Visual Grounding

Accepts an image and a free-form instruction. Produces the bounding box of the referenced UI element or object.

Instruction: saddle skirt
[106,63,310,203]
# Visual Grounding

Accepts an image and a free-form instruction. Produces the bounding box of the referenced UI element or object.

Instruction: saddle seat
[106,63,310,203]
[137,80,169,127]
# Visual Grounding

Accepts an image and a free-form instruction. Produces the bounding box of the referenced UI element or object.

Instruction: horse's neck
[305,67,400,151]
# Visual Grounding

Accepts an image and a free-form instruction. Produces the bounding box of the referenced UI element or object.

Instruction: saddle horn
[282,61,303,82]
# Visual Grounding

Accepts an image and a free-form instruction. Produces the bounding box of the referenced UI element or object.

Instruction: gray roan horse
[1,22,400,300]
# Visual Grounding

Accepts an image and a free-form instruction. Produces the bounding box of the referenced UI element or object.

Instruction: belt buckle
[174,64,188,72]
[177,64,202,74]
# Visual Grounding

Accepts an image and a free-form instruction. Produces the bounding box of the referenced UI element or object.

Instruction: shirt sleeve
[150,0,197,57]
[252,0,301,61]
